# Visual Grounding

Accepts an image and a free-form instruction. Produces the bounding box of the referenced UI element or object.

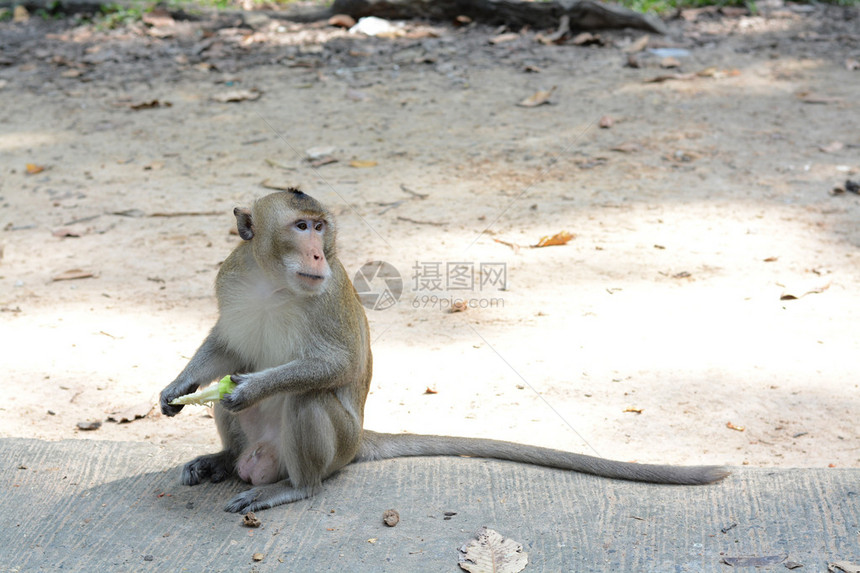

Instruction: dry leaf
[13,5,29,22]
[328,14,356,28]
[25,163,45,175]
[834,180,860,196]
[763,256,778,262]
[779,281,830,300]
[624,35,649,53]
[797,92,841,105]
[571,32,602,46]
[624,407,643,414]
[516,86,556,108]
[242,512,262,528]
[534,231,574,247]
[644,72,696,83]
[142,8,174,27]
[489,32,519,45]
[211,89,262,103]
[424,387,438,394]
[130,100,172,110]
[819,141,844,153]
[107,402,153,423]
[697,67,739,79]
[52,228,82,238]
[310,156,338,168]
[726,421,745,432]
[52,269,95,281]
[261,179,294,191]
[349,160,378,168]
[830,562,860,573]
[492,237,522,252]
[264,158,293,170]
[147,27,175,41]
[611,142,641,153]
[458,527,528,573]
[406,28,440,40]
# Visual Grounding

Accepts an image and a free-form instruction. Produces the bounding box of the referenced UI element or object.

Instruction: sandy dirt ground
[1,4,858,473]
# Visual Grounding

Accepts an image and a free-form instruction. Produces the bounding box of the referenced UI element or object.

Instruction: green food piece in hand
[169,375,237,406]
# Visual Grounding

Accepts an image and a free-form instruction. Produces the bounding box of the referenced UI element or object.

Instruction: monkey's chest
[219,293,309,370]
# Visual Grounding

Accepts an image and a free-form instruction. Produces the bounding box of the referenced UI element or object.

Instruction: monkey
[159,189,728,513]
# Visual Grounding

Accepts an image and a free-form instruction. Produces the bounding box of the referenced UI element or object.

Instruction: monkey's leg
[224,393,359,513]
[182,451,235,485]
[224,481,313,513]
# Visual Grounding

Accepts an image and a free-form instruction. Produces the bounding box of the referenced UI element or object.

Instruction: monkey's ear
[233,207,254,241]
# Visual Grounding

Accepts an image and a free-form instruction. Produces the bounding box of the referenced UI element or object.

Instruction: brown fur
[160,190,727,513]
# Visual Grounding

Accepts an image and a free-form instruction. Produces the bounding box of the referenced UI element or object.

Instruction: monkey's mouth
[297,272,325,281]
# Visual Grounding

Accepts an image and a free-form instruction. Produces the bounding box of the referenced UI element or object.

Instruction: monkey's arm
[160,332,243,416]
[221,349,353,412]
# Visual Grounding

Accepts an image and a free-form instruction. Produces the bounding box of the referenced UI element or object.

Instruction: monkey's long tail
[355,430,728,485]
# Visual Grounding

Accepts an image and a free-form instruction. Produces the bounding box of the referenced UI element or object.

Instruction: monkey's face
[275,217,332,296]
[241,191,336,297]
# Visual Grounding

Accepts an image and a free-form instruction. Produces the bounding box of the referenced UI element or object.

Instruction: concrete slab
[1,438,857,572]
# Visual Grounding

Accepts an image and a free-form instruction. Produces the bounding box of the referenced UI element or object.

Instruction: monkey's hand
[219,373,253,413]
[160,380,199,417]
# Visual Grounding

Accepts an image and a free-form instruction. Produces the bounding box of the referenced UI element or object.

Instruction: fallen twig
[148,211,222,218]
[397,216,445,226]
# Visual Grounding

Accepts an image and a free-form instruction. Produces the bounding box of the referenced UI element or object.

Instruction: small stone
[383,509,400,527]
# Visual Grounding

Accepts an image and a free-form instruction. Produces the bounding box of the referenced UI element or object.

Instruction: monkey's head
[234,189,336,296]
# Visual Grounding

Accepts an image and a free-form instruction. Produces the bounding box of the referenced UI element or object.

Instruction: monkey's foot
[181,451,233,486]
[224,481,312,513]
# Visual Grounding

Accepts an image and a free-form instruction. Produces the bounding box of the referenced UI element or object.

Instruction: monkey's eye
[295,221,308,231]
[314,222,325,232]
